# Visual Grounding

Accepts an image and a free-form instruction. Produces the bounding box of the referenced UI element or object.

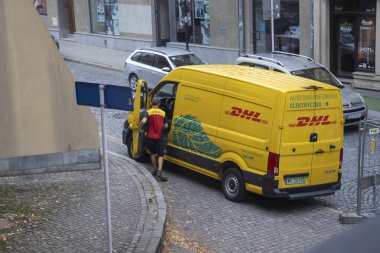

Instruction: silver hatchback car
[236,51,368,126]
[124,47,205,90]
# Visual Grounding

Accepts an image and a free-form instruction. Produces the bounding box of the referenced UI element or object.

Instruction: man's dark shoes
[152,170,158,176]
[157,171,168,181]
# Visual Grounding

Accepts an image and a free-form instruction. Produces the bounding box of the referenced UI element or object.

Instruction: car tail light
[339,148,343,169]
[267,152,279,176]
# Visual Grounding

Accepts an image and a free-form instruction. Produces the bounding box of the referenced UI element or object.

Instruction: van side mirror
[162,67,171,73]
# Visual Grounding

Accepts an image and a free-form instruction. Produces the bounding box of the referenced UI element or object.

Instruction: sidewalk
[60,39,131,71]
[0,40,166,252]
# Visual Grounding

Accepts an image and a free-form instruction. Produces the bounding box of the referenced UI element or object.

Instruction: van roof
[177,65,336,92]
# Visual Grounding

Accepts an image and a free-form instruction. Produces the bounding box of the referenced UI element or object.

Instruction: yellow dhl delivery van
[123,65,344,202]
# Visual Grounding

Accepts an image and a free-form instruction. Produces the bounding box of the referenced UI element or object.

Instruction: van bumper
[263,182,341,200]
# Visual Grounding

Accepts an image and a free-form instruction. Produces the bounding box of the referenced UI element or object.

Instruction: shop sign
[357,17,376,72]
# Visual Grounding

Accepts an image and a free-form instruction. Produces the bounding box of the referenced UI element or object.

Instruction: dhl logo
[289,115,336,127]
[226,106,268,124]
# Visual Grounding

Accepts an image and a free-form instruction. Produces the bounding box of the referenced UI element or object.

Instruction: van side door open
[129,80,148,158]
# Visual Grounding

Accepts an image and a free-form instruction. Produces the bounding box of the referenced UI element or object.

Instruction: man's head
[151,98,160,107]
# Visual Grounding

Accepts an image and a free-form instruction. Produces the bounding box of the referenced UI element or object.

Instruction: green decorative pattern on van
[173,115,222,158]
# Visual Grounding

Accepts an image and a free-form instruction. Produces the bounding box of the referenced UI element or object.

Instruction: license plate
[345,112,361,119]
[285,176,306,185]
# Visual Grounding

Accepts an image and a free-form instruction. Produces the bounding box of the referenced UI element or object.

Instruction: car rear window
[169,54,203,67]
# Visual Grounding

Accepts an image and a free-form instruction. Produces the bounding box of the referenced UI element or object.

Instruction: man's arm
[140,117,147,127]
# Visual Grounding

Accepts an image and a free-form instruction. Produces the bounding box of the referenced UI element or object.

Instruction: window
[332,0,376,13]
[331,1,376,74]
[169,54,203,67]
[357,16,376,72]
[154,56,171,69]
[131,52,142,62]
[139,53,155,66]
[89,0,119,35]
[154,83,178,99]
[153,82,178,121]
[291,67,343,88]
[254,0,300,53]
[175,0,210,45]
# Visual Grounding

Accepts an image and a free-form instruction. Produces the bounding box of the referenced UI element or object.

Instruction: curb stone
[108,151,167,253]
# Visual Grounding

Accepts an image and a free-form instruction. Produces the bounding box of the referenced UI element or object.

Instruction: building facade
[40,0,379,90]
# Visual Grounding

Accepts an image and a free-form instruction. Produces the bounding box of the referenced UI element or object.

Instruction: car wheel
[222,167,246,202]
[126,134,147,162]
[129,74,138,91]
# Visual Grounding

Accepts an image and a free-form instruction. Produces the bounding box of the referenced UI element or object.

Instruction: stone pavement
[59,39,131,71]
[0,148,166,252]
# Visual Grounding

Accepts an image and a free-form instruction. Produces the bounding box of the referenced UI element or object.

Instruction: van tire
[126,134,147,162]
[222,167,246,202]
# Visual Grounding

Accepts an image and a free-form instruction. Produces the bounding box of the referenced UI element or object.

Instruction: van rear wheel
[222,167,246,202]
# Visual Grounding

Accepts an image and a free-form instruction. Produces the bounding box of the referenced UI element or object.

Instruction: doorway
[58,0,76,37]
[155,0,170,46]
[67,0,76,34]
[331,16,356,77]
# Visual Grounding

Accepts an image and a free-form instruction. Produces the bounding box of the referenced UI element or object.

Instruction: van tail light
[339,148,343,169]
[267,152,279,176]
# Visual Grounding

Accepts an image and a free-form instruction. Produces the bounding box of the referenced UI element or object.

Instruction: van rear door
[310,89,342,185]
[279,86,342,189]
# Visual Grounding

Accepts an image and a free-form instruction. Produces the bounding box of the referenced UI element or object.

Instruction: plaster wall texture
[0,0,99,159]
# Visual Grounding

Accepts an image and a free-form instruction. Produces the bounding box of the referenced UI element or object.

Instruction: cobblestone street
[0,61,370,253]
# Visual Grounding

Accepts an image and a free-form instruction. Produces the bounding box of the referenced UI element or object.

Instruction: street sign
[105,85,134,111]
[75,81,100,107]
[75,81,134,111]
[75,81,134,253]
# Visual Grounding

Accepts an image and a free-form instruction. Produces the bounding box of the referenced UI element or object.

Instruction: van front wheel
[222,167,246,202]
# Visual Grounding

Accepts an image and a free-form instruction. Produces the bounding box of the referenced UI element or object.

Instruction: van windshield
[291,67,344,88]
[169,54,204,67]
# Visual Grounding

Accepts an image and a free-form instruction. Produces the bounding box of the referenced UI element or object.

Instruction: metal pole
[99,85,113,253]
[238,0,244,56]
[185,0,189,51]
[271,0,274,52]
[357,121,364,215]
